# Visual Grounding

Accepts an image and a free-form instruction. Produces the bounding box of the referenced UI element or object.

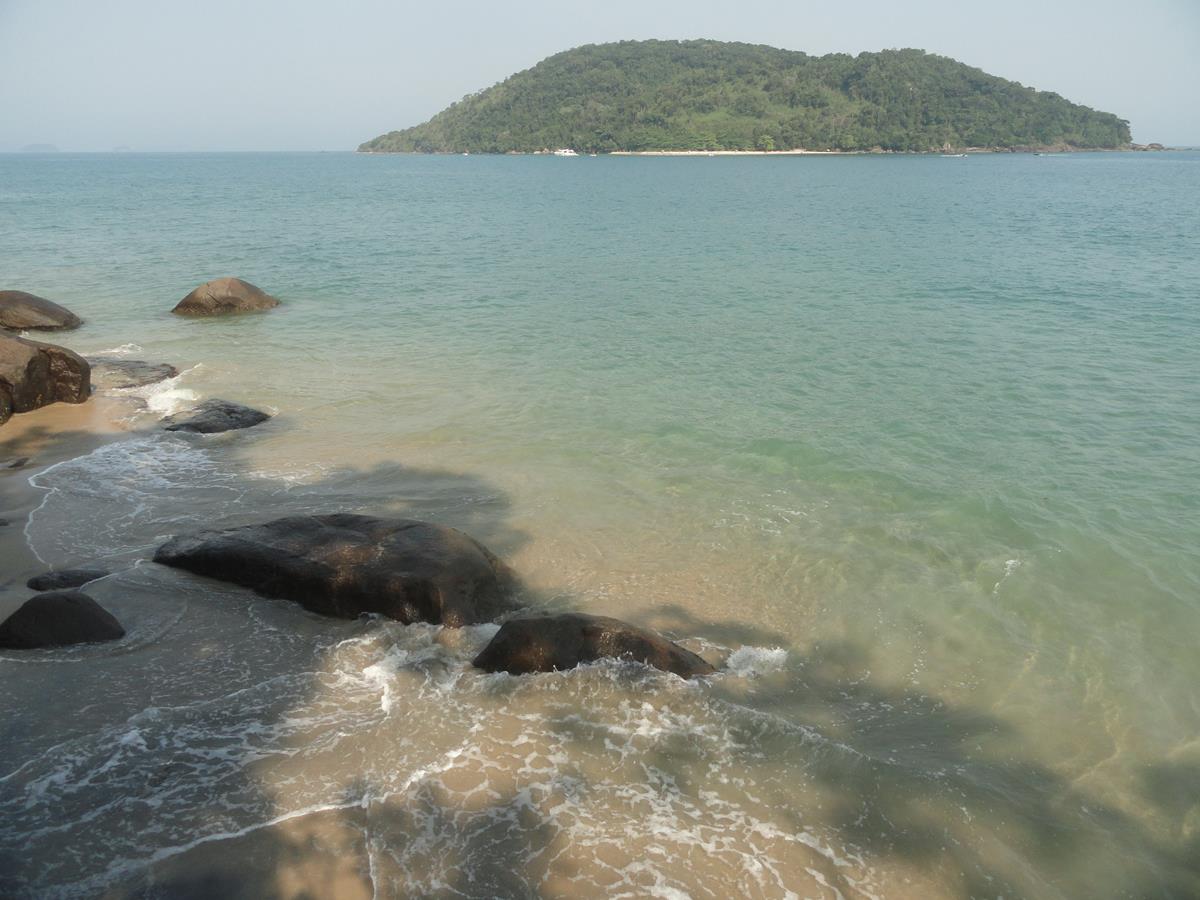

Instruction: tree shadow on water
[686,626,1200,899]
[6,432,1198,900]
[23,440,583,900]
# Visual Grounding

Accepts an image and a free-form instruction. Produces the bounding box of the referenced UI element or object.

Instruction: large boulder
[0,290,82,331]
[162,399,269,434]
[472,613,716,679]
[87,357,178,390]
[154,514,517,626]
[0,591,125,649]
[172,278,280,317]
[0,334,90,425]
[27,568,110,591]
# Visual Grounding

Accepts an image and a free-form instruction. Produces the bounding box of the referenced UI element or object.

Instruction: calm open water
[1,151,1198,898]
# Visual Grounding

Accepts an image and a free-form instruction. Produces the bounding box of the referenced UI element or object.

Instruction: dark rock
[0,518,9,527]
[162,399,269,434]
[0,290,82,331]
[27,568,110,591]
[87,357,178,390]
[154,514,516,626]
[171,277,280,317]
[7,456,29,469]
[0,591,124,649]
[472,613,716,678]
[0,334,90,424]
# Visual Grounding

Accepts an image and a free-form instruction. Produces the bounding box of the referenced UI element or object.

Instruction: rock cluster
[1,277,719,679]
[152,515,711,676]
[1,276,278,425]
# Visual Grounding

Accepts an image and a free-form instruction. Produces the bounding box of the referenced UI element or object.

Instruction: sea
[0,150,1197,899]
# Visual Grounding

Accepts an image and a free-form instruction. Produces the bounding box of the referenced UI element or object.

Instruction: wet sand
[0,396,139,619]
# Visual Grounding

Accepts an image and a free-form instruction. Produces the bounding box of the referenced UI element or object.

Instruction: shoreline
[609,148,850,157]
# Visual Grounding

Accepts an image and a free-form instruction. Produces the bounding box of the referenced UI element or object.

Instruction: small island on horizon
[359,39,1134,156]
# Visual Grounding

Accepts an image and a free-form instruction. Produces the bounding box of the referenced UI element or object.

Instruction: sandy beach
[608,148,853,156]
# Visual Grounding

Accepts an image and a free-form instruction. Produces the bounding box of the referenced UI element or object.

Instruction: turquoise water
[1,151,1199,897]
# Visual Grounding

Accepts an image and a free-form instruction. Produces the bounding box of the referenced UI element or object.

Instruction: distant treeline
[359,40,1131,154]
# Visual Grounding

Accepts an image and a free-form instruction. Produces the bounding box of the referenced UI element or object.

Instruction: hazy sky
[1,0,1197,151]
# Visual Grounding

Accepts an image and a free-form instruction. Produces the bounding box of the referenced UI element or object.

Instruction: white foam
[144,386,200,417]
[725,646,788,677]
[128,366,202,418]
[362,657,404,714]
[88,343,143,357]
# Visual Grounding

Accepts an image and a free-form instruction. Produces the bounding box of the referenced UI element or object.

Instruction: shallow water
[1,151,1199,898]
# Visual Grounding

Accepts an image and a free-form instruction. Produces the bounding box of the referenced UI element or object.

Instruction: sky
[1,0,1197,151]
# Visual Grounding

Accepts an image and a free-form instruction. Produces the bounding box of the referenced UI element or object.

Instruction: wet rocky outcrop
[26,569,110,591]
[0,290,82,331]
[171,277,280,316]
[0,591,125,649]
[472,613,716,678]
[162,399,269,434]
[87,357,178,390]
[0,334,90,425]
[154,514,517,626]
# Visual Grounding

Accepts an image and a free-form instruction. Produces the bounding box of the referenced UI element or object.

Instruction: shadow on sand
[0,422,1195,900]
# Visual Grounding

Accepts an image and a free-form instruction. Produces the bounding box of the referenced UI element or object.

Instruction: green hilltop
[360,40,1130,154]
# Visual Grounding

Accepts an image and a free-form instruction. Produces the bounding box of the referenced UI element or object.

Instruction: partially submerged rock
[27,568,110,591]
[472,613,716,678]
[154,514,516,626]
[172,277,280,317]
[0,290,82,331]
[0,591,124,649]
[0,334,90,425]
[87,357,178,390]
[162,399,269,434]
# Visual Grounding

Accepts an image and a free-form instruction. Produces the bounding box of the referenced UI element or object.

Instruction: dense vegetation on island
[360,41,1130,154]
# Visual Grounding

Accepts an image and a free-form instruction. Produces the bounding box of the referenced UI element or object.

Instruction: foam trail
[87,343,144,357]
[993,557,1021,595]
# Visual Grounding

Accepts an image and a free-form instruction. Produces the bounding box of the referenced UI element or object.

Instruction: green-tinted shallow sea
[1,151,1198,898]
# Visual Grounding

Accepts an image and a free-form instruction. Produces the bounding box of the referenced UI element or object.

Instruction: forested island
[359,40,1130,154]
